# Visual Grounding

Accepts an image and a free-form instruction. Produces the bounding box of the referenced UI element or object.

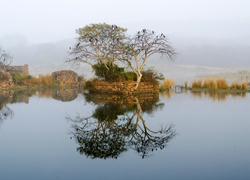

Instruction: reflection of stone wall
[52,70,78,86]
[0,90,29,110]
[5,64,29,75]
[84,93,159,106]
[0,70,14,89]
[89,80,159,94]
[52,88,78,102]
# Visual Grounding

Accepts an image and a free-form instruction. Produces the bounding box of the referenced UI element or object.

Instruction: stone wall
[5,64,29,75]
[0,70,14,89]
[88,80,159,94]
[51,70,79,86]
[84,93,159,106]
[52,88,78,102]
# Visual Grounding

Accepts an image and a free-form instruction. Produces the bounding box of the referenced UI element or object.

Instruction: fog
[1,0,250,80]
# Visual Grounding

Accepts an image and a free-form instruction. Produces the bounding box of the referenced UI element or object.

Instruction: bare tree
[118,29,176,89]
[67,95,176,159]
[67,25,176,89]
[67,23,127,70]
[0,48,13,71]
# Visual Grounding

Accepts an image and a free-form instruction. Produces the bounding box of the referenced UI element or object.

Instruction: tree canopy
[67,23,127,70]
[68,23,176,89]
[118,29,176,88]
[0,48,13,70]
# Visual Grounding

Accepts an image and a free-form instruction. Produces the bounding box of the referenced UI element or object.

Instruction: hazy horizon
[1,0,250,80]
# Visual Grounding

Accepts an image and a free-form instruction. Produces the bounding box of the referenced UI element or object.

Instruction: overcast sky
[1,0,250,44]
[1,0,250,71]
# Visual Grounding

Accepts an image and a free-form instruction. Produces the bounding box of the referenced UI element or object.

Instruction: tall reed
[216,79,228,90]
[184,81,188,89]
[202,79,217,90]
[160,78,175,91]
[241,82,248,90]
[230,81,242,90]
[191,79,202,89]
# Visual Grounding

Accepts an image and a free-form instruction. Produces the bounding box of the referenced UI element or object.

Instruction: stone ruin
[0,64,29,89]
[51,70,79,86]
[0,70,14,89]
[0,64,29,75]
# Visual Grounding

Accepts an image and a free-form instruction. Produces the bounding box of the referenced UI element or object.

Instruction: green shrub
[124,72,137,81]
[11,72,23,85]
[84,80,96,91]
[141,68,163,86]
[92,63,125,81]
[78,75,85,82]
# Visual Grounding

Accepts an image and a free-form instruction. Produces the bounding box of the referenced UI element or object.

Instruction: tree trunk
[135,72,142,89]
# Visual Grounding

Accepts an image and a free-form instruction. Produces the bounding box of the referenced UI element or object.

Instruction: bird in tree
[67,23,127,70]
[117,29,176,89]
[0,48,13,71]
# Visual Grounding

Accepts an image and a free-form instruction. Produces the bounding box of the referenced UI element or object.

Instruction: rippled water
[0,89,249,180]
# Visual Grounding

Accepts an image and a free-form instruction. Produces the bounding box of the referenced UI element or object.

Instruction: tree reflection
[0,91,14,124]
[67,93,176,159]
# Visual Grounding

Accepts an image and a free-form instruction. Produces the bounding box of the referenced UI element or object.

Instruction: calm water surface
[0,89,249,180]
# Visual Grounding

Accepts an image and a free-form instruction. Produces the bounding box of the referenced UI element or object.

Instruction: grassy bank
[0,72,85,91]
[190,78,248,91]
[159,78,249,92]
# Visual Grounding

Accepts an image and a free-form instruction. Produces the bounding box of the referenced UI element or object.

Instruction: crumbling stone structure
[52,88,78,102]
[0,64,29,75]
[0,70,14,89]
[52,70,79,86]
[87,80,159,94]
[84,92,159,106]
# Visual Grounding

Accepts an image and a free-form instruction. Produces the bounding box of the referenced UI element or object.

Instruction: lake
[0,88,249,180]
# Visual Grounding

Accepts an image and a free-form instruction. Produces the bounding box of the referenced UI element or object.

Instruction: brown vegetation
[191,78,248,91]
[160,78,175,91]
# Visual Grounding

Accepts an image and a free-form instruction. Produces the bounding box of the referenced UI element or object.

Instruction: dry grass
[241,82,248,90]
[10,73,56,87]
[190,78,248,91]
[36,74,54,86]
[42,74,53,86]
[230,81,242,90]
[191,79,202,89]
[216,79,229,90]
[202,79,217,90]
[160,78,175,91]
[184,81,188,89]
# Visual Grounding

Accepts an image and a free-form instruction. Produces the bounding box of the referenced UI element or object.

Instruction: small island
[0,23,249,93]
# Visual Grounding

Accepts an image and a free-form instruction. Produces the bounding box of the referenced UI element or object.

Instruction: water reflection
[0,90,16,124]
[190,90,247,101]
[67,93,176,159]
[0,92,14,123]
[0,88,79,125]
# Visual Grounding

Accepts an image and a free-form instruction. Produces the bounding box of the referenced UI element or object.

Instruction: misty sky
[0,0,250,71]
[1,0,249,44]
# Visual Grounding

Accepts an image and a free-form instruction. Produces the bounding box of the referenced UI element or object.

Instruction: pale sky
[1,0,250,72]
[1,0,250,44]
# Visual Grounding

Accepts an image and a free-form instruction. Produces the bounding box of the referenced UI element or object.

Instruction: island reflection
[0,91,14,123]
[0,88,79,125]
[67,93,176,159]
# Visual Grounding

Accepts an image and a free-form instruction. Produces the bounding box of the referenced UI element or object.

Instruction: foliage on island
[67,23,176,89]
